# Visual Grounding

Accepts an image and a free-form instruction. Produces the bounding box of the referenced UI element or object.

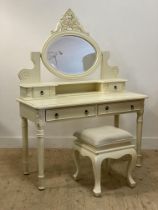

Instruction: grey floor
[0,149,158,210]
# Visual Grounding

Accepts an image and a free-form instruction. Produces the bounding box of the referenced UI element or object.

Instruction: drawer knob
[105,106,109,111]
[54,113,59,118]
[40,90,44,95]
[114,85,118,90]
[131,105,135,110]
[84,110,89,115]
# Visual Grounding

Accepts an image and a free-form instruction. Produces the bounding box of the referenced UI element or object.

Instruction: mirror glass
[46,35,97,75]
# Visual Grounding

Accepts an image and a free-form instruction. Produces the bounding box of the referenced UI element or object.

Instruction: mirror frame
[41,31,101,79]
[41,9,101,79]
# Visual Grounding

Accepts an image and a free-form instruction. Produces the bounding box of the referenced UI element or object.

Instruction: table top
[17,91,148,110]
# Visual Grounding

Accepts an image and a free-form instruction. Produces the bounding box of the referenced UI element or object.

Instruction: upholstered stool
[73,126,137,197]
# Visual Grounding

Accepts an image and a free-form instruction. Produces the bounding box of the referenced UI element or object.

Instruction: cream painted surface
[17,8,148,189]
[0,0,158,148]
[73,140,136,196]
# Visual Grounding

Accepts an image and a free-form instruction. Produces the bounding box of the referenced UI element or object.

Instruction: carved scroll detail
[18,52,41,84]
[52,9,88,34]
[101,51,119,79]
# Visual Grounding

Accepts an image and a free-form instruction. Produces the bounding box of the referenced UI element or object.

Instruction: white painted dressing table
[17,9,147,190]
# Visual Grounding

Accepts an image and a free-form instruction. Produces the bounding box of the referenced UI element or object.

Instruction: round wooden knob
[40,90,44,95]
[131,105,134,110]
[55,113,59,118]
[105,106,109,111]
[85,110,89,115]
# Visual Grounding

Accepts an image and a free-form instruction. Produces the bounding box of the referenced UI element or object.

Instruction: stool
[73,126,137,197]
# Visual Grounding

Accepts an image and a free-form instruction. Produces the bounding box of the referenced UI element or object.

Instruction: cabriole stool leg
[73,149,80,180]
[127,149,137,188]
[91,156,102,197]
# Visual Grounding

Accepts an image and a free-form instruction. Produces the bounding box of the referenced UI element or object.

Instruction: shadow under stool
[73,125,137,197]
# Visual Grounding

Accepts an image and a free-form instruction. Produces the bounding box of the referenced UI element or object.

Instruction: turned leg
[107,115,119,172]
[91,157,102,197]
[21,117,29,175]
[127,149,137,188]
[73,150,80,180]
[136,110,144,167]
[114,114,120,128]
[36,121,45,190]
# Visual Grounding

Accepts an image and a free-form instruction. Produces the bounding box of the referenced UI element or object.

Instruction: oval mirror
[42,35,98,77]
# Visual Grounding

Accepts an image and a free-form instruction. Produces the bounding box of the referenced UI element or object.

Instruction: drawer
[33,87,50,98]
[98,100,143,115]
[108,82,125,92]
[45,105,97,121]
[102,82,126,93]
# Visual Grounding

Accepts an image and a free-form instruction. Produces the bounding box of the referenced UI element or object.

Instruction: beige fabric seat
[74,125,133,147]
[73,125,137,197]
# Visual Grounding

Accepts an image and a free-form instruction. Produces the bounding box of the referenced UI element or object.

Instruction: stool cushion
[74,126,133,147]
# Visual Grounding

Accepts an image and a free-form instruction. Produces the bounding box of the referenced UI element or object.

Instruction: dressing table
[17,9,147,190]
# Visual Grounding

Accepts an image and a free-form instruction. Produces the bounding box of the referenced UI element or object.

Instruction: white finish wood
[42,33,101,79]
[36,120,45,190]
[73,140,136,197]
[17,9,148,189]
[101,51,119,79]
[17,92,146,109]
[21,117,29,175]
[17,89,147,190]
[97,99,144,116]
[136,110,144,167]
[19,80,127,101]
[19,103,38,122]
[127,148,137,187]
[18,52,41,84]
[54,9,88,34]
[73,150,80,180]
[41,9,101,79]
[46,105,97,121]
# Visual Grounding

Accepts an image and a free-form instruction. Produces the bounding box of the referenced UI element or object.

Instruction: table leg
[136,110,144,167]
[106,114,120,170]
[36,121,45,190]
[21,117,29,175]
[114,114,120,128]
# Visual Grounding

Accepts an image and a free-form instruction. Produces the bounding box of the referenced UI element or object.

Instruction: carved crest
[52,9,88,34]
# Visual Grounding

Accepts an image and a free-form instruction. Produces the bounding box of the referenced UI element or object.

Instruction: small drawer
[33,87,50,98]
[102,82,126,93]
[98,100,143,115]
[108,82,125,92]
[45,105,97,121]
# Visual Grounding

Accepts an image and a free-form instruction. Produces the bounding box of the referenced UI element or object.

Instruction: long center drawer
[45,105,97,121]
